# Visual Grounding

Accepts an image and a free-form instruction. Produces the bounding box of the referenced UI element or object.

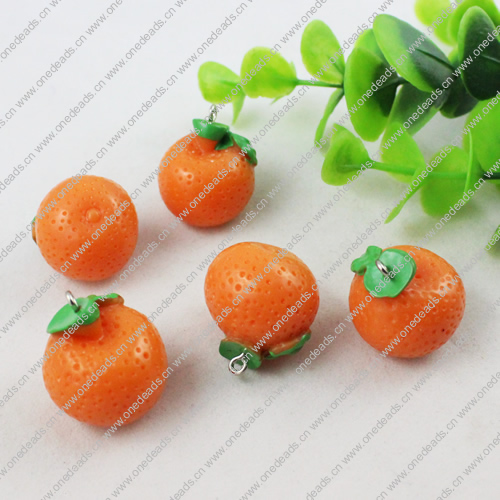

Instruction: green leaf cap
[47,293,120,334]
[219,332,311,371]
[192,119,229,141]
[351,246,417,298]
[264,332,311,359]
[192,119,258,166]
[219,340,262,370]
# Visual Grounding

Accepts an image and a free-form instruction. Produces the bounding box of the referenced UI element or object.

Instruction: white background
[1,1,499,499]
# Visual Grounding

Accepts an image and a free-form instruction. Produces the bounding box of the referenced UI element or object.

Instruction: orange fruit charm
[158,119,256,227]
[43,292,168,427]
[349,245,466,358]
[33,175,138,281]
[204,242,319,373]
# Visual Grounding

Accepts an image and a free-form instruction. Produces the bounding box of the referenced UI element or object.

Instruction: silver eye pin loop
[208,105,218,123]
[375,260,390,277]
[228,353,248,375]
[66,291,80,312]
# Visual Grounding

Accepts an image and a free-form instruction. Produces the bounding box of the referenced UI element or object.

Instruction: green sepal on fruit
[219,339,262,370]
[47,293,121,334]
[351,246,417,298]
[219,332,311,368]
[193,119,229,141]
[192,119,258,166]
[231,133,258,165]
[264,332,311,359]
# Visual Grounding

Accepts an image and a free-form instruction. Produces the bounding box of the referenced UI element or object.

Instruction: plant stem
[296,76,406,90]
[296,79,343,89]
[315,89,344,143]
[379,77,408,91]
[370,162,465,178]
[342,162,500,182]
[372,163,500,181]
[483,172,500,180]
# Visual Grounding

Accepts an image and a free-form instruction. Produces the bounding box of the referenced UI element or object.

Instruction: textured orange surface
[349,245,466,358]
[43,302,167,427]
[205,242,319,353]
[35,175,138,281]
[158,134,255,227]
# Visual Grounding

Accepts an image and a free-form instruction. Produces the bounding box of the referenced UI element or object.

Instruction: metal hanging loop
[66,291,80,312]
[228,352,248,375]
[208,105,218,123]
[375,260,390,277]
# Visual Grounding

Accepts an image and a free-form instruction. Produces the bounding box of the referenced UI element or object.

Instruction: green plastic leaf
[440,81,477,118]
[458,7,500,101]
[381,121,427,183]
[374,14,454,92]
[464,98,500,176]
[420,146,470,216]
[301,20,344,84]
[314,89,344,144]
[415,0,453,44]
[355,29,386,59]
[440,50,478,118]
[486,225,500,251]
[448,0,500,43]
[321,126,371,186]
[344,47,399,141]
[240,47,297,98]
[388,84,445,135]
[198,62,245,122]
[464,134,484,193]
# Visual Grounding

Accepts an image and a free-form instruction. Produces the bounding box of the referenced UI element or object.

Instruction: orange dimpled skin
[34,175,138,281]
[349,246,466,358]
[158,134,255,227]
[43,299,167,427]
[205,242,320,354]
